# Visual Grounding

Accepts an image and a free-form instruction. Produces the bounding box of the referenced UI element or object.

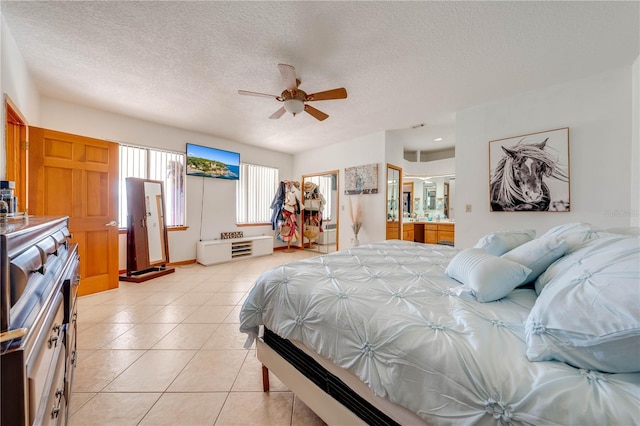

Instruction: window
[119,144,185,228]
[236,163,279,225]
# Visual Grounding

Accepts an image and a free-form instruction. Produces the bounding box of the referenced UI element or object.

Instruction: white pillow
[501,236,568,284]
[474,229,536,256]
[526,236,640,373]
[445,248,531,302]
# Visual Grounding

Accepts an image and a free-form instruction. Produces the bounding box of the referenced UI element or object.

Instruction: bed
[239,223,640,425]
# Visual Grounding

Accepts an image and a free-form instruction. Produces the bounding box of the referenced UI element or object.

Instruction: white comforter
[240,240,639,425]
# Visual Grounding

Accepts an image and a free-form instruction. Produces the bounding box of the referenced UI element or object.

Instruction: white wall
[294,131,387,247]
[38,98,294,265]
[455,66,635,248]
[0,15,41,178]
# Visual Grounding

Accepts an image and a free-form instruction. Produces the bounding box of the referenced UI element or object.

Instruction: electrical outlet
[465,204,472,213]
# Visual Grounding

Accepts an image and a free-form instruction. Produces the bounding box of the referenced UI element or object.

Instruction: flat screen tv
[186,143,240,180]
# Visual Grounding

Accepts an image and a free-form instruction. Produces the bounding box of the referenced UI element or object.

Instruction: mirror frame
[121,177,174,282]
[386,163,403,239]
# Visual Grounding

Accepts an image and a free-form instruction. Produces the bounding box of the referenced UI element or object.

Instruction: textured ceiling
[2,1,638,154]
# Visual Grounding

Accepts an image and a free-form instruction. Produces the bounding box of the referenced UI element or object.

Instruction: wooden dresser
[424,222,455,245]
[1,216,80,425]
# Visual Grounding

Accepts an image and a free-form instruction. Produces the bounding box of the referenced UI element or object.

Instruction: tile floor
[69,248,326,426]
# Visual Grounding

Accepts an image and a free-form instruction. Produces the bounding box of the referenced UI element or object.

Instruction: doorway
[302,170,339,254]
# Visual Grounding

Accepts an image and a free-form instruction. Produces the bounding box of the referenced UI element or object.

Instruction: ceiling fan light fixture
[284,99,305,115]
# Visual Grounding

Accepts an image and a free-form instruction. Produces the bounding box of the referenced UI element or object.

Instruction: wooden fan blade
[278,64,298,91]
[306,87,347,101]
[238,90,280,99]
[269,107,286,119]
[304,105,329,121]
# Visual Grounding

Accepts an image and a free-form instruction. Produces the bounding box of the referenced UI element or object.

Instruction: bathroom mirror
[302,170,339,254]
[411,175,455,220]
[120,177,174,282]
[386,163,402,239]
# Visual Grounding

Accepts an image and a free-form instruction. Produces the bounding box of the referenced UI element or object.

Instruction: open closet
[301,170,339,253]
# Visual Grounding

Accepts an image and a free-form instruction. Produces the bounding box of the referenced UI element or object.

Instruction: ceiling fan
[238,64,347,121]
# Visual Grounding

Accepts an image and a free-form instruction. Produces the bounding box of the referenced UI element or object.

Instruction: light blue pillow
[526,236,640,373]
[539,222,602,252]
[534,233,634,295]
[445,248,531,302]
[501,236,568,284]
[474,229,536,256]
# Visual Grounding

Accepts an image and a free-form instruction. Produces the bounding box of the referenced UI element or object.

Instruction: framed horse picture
[489,128,570,212]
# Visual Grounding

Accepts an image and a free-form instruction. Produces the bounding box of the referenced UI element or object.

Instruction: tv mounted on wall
[186,143,240,180]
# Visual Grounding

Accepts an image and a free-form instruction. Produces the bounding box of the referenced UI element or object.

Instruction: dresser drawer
[26,292,64,424]
[33,343,65,426]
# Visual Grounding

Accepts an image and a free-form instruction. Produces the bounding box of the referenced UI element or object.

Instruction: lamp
[284,99,305,115]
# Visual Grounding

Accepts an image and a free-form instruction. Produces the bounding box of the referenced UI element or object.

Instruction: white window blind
[119,144,186,228]
[236,163,279,224]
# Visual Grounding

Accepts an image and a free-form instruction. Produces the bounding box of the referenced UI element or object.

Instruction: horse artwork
[489,128,570,212]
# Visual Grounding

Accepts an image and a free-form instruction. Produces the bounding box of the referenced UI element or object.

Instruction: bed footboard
[258,328,401,426]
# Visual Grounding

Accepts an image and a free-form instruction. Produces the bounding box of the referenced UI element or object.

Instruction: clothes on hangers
[272,180,303,237]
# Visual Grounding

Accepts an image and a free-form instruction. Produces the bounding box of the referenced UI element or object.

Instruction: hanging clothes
[274,180,303,241]
[270,181,286,230]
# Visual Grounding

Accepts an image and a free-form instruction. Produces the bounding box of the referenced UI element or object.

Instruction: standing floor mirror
[302,171,339,254]
[119,177,175,282]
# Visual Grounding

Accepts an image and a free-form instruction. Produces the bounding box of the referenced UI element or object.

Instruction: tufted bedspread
[239,240,639,425]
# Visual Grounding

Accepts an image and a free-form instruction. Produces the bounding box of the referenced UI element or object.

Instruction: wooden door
[4,96,29,213]
[29,127,119,296]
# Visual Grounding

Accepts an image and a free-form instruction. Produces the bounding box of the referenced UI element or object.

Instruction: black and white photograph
[489,128,570,212]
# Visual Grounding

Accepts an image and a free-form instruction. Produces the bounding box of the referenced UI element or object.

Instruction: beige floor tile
[202,323,249,350]
[204,281,240,292]
[214,391,293,426]
[103,349,196,392]
[153,323,219,349]
[67,392,96,416]
[169,291,216,306]
[73,349,146,392]
[142,304,199,323]
[231,351,288,392]
[139,392,228,425]
[215,280,256,293]
[135,291,185,305]
[292,395,327,426]
[76,322,136,350]
[168,349,247,392]
[223,306,242,324]
[69,392,161,426]
[77,290,119,306]
[182,305,234,323]
[103,323,177,349]
[103,304,165,323]
[202,292,245,305]
[77,304,129,323]
[66,249,323,425]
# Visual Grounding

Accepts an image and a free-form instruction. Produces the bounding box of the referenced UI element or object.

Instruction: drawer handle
[51,388,64,418]
[71,350,78,367]
[48,323,61,347]
[48,335,58,347]
[34,264,46,275]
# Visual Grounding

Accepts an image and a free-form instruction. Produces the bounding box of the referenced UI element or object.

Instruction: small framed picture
[489,128,570,212]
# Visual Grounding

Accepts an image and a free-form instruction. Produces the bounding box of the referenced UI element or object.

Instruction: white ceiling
[2,1,638,155]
